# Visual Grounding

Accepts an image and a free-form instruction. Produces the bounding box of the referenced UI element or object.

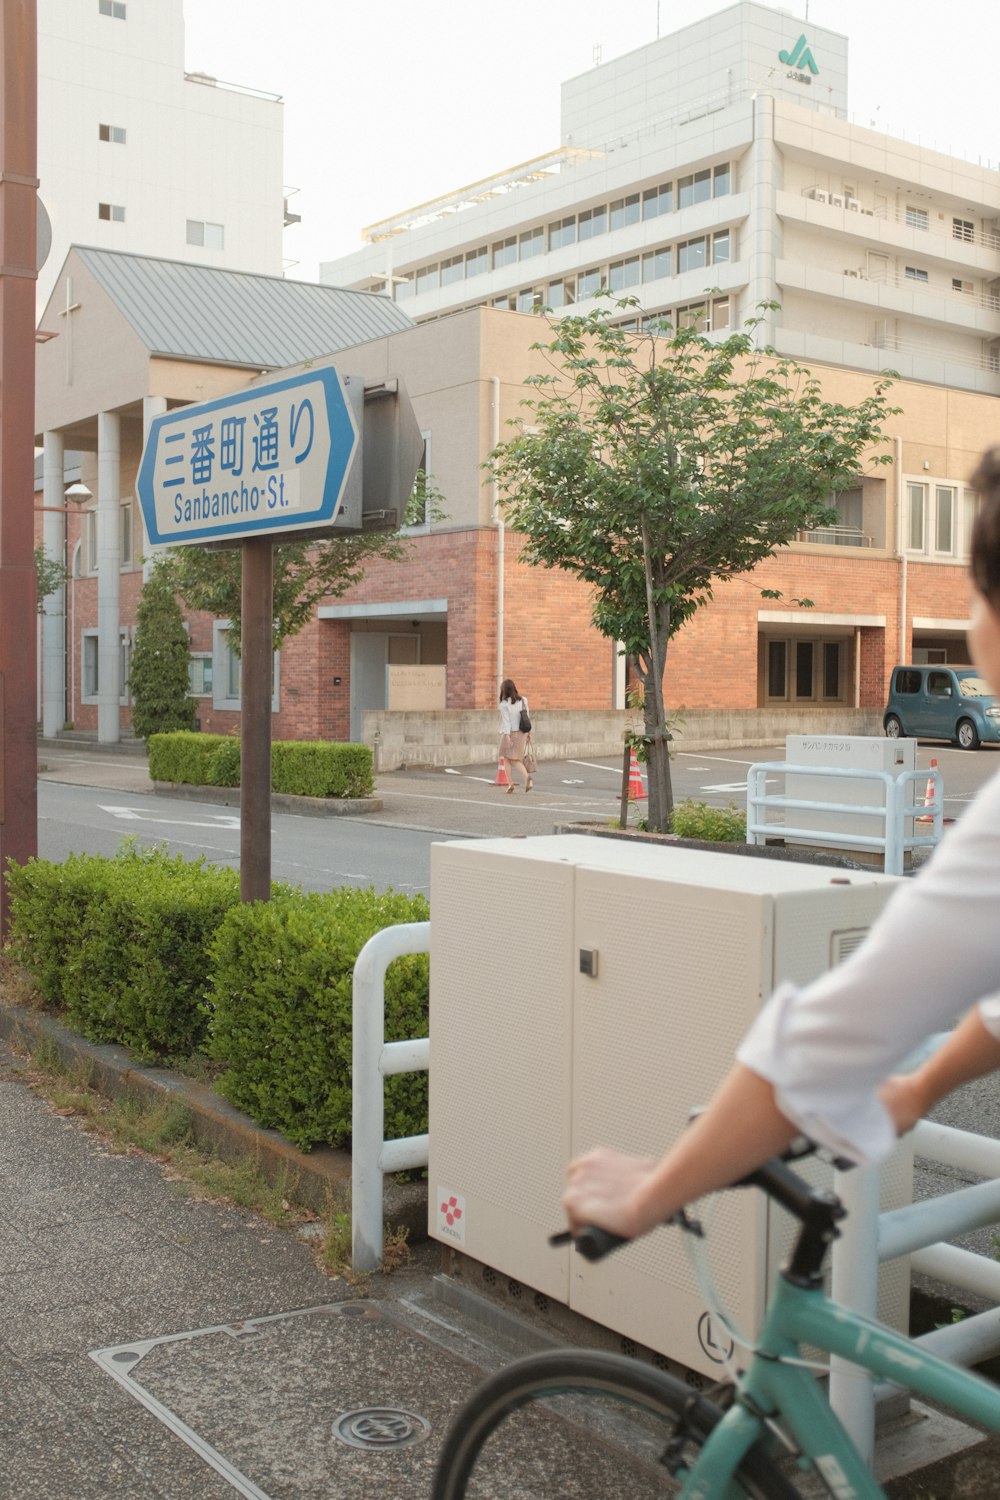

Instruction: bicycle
[431,1142,1000,1497]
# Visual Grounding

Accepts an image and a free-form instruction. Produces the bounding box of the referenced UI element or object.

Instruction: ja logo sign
[779,33,819,75]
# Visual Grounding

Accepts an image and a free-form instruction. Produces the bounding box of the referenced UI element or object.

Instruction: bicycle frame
[681,1272,1000,1498]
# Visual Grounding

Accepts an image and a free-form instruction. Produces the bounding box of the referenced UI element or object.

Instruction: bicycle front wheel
[432,1348,803,1499]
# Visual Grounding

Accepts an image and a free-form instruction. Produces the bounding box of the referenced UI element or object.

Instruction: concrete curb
[0,1003,426,1241]
[152,781,383,817]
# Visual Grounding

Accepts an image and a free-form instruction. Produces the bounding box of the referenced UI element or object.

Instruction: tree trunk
[639,514,675,833]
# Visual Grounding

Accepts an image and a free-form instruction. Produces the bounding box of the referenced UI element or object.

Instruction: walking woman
[499,678,533,793]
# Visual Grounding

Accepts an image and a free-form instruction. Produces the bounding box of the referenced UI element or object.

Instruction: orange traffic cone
[916,757,938,823]
[495,754,510,787]
[627,747,645,801]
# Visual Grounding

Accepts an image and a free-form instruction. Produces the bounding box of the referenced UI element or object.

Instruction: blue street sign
[135,367,358,548]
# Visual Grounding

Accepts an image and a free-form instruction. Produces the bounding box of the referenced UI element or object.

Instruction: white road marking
[99,804,241,830]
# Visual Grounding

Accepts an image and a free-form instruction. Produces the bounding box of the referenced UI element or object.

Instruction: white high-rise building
[320,0,1000,397]
[36,0,285,312]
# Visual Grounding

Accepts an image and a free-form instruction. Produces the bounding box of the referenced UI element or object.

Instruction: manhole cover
[332,1407,431,1450]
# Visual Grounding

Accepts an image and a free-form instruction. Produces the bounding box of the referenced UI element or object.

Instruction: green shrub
[671,799,747,842]
[147,732,373,798]
[148,731,229,786]
[207,886,429,1149]
[5,845,239,1058]
[271,741,374,798]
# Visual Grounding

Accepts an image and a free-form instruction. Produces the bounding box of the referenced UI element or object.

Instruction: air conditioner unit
[830,193,846,208]
[806,187,829,204]
[844,269,859,277]
[862,208,875,216]
[428,835,911,1378]
[846,198,861,211]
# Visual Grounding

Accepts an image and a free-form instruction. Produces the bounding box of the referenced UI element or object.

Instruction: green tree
[163,471,443,654]
[129,562,197,739]
[34,546,66,613]
[489,298,899,832]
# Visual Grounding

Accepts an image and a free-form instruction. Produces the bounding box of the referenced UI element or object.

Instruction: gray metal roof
[72,246,415,368]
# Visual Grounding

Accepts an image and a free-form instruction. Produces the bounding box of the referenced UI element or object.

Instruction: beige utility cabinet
[428,835,909,1377]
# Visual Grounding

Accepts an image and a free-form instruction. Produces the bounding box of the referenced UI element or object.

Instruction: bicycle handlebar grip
[572,1225,629,1261]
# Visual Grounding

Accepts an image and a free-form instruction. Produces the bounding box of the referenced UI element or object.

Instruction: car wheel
[956,718,980,751]
[884,715,903,739]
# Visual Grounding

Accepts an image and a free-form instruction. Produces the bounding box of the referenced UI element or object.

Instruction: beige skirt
[502,730,527,760]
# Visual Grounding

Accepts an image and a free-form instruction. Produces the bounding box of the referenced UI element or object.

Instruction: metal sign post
[0,0,38,940]
[240,537,273,903]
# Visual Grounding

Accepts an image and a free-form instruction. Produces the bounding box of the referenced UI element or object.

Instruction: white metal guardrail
[830,1034,1000,1466]
[746,762,942,874]
[351,921,431,1272]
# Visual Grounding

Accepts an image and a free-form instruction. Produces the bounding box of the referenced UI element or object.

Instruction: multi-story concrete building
[322,1,1000,403]
[36,0,285,311]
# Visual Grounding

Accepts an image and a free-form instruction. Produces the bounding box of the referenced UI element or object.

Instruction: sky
[181,0,998,284]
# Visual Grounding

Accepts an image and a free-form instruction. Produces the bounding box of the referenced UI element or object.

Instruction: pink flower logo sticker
[437,1187,466,1245]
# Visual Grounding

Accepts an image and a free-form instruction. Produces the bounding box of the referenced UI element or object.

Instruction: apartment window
[415,263,439,295]
[767,640,787,699]
[642,310,673,334]
[676,301,709,331]
[395,276,414,301]
[712,229,731,262]
[642,246,671,282]
[99,0,127,16]
[713,163,731,196]
[609,194,640,231]
[492,294,515,310]
[642,181,672,219]
[518,226,544,260]
[677,236,707,273]
[213,623,280,712]
[577,205,607,241]
[120,503,132,567]
[440,254,464,287]
[952,277,973,294]
[609,256,641,292]
[712,296,731,330]
[963,489,983,557]
[678,168,712,208]
[516,287,543,312]
[904,266,929,283]
[441,254,465,286]
[186,219,225,251]
[98,123,126,144]
[905,205,929,231]
[188,655,214,697]
[823,642,843,699]
[953,217,975,243]
[577,266,605,300]
[98,202,125,222]
[547,277,575,309]
[548,217,576,252]
[465,245,488,277]
[934,485,956,554]
[907,482,926,551]
[492,236,517,269]
[82,629,130,704]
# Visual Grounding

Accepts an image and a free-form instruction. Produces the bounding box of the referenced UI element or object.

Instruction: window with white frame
[186,219,225,250]
[212,623,280,712]
[98,202,125,222]
[518,226,544,260]
[906,480,969,558]
[120,503,132,567]
[609,194,640,231]
[188,654,214,697]
[98,123,126,143]
[905,266,929,283]
[765,639,844,703]
[99,0,126,16]
[953,217,975,243]
[963,489,983,556]
[905,205,929,231]
[578,205,607,241]
[82,629,130,703]
[642,181,672,219]
[608,256,640,292]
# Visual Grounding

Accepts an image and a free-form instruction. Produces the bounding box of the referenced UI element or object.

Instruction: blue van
[884,665,1000,750]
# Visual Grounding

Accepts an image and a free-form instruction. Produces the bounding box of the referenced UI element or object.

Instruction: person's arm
[563,1063,797,1240]
[880,1008,1000,1137]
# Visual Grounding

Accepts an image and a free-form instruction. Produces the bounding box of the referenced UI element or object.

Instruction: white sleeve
[737,765,1000,1164]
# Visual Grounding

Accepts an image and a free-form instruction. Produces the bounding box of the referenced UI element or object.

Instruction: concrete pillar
[97,410,121,743]
[141,395,167,581]
[747,94,779,347]
[41,431,65,737]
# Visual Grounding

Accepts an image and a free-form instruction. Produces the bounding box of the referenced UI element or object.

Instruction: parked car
[884,664,1000,749]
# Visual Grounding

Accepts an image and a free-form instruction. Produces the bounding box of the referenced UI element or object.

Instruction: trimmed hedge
[148,732,374,799]
[4,845,239,1058]
[207,886,428,1149]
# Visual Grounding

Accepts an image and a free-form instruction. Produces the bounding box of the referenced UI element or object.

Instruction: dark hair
[968,448,1000,614]
[499,678,520,703]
